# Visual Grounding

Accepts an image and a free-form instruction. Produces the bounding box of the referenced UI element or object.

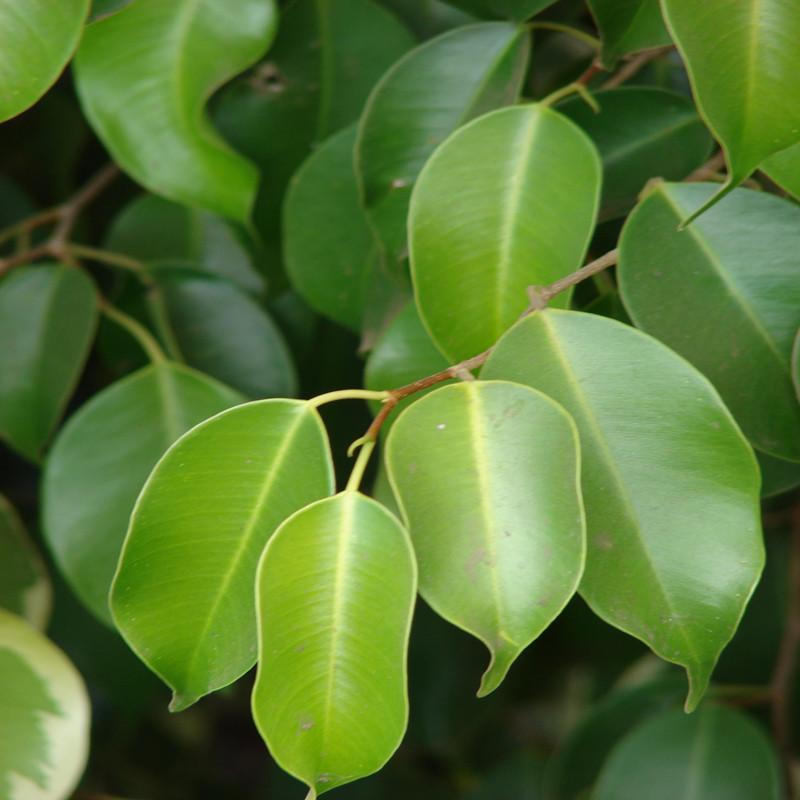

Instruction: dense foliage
[1,0,799,798]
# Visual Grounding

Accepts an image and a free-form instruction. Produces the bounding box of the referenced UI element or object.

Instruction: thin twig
[600,46,674,90]
[685,150,727,182]
[575,58,605,87]
[771,505,800,799]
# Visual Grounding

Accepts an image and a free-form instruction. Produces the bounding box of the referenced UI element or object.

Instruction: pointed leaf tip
[477,641,519,697]
[169,692,199,713]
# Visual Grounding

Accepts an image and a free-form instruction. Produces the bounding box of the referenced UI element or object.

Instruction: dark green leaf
[252,492,416,797]
[618,183,800,461]
[438,0,555,21]
[586,0,670,67]
[42,363,242,624]
[759,452,800,499]
[0,264,97,461]
[762,142,800,200]
[483,310,763,709]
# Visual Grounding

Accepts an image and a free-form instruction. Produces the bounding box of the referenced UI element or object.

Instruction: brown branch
[685,150,727,182]
[771,505,800,799]
[601,46,674,90]
[575,57,605,86]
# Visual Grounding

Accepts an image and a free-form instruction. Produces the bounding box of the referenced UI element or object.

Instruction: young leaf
[0,0,90,122]
[762,142,800,201]
[284,126,383,332]
[151,267,298,398]
[386,380,585,695]
[437,0,556,21]
[483,310,763,710]
[42,363,242,625]
[0,496,51,630]
[618,183,800,462]
[0,609,90,800]
[557,87,712,221]
[586,0,670,67]
[0,264,97,462]
[593,706,781,799]
[112,400,334,711]
[105,193,264,295]
[661,0,800,220]
[356,22,531,262]
[252,492,416,798]
[74,0,278,222]
[409,104,601,360]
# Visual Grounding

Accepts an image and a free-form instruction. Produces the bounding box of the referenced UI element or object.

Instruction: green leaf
[762,142,800,200]
[356,22,531,263]
[0,264,98,462]
[557,87,712,221]
[586,0,670,67]
[409,104,600,361]
[151,267,297,398]
[758,452,800,499]
[386,380,585,695]
[0,496,51,630]
[437,0,555,21]
[112,399,334,711]
[483,310,763,710]
[592,705,781,799]
[214,0,414,274]
[0,609,90,800]
[380,0,477,38]
[0,0,90,122]
[618,183,800,461]
[74,0,278,222]
[285,126,383,332]
[252,492,416,797]
[105,193,264,295]
[42,363,242,625]
[90,0,132,21]
[364,302,451,427]
[661,0,800,220]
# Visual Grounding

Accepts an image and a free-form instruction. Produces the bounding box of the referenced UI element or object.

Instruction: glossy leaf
[105,194,264,294]
[483,310,763,709]
[762,142,800,200]
[618,183,800,461]
[252,492,416,797]
[387,380,585,695]
[356,22,530,261]
[152,268,297,398]
[74,0,278,222]
[593,705,781,799]
[284,126,382,332]
[586,0,670,67]
[410,104,600,360]
[0,609,90,800]
[0,264,97,461]
[0,496,51,630]
[558,88,712,221]
[661,0,800,219]
[42,363,242,625]
[0,0,90,122]
[113,400,334,710]
[439,0,555,21]
[214,0,413,268]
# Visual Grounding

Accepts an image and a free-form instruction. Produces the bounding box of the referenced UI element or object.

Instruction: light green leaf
[618,183,800,461]
[151,267,297,398]
[661,0,800,221]
[592,705,781,799]
[557,87,712,221]
[42,363,242,625]
[105,193,264,295]
[0,609,90,800]
[74,0,278,222]
[284,126,384,332]
[586,0,670,67]
[214,0,414,274]
[356,22,531,263]
[762,142,800,200]
[386,380,585,695]
[0,264,97,462]
[0,0,90,122]
[409,104,600,361]
[0,496,51,630]
[252,492,416,797]
[112,399,334,711]
[438,0,555,21]
[483,310,763,710]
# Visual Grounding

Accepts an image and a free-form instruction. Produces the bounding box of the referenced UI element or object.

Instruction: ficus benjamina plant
[1,0,799,798]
